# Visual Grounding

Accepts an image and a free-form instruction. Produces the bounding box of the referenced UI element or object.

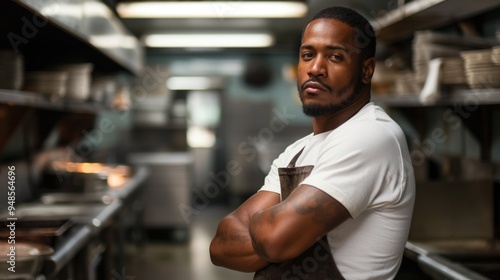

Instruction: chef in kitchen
[210,6,415,280]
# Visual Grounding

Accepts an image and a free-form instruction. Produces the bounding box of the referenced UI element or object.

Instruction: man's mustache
[300,78,332,92]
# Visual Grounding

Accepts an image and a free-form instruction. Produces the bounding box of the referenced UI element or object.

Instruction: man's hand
[210,191,280,272]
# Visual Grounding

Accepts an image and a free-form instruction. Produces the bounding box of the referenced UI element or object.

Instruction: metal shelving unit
[372,3,500,278]
[0,0,142,152]
[11,0,144,76]
[373,88,500,107]
[0,89,112,114]
[372,0,500,43]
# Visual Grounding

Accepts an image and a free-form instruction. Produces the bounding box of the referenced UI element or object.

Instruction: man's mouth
[301,79,331,94]
[305,83,326,93]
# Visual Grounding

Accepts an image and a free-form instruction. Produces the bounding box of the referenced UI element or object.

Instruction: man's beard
[299,82,362,117]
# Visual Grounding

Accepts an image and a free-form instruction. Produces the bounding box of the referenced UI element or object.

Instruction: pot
[0,241,54,280]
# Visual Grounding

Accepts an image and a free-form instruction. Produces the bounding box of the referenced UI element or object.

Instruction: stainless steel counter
[0,165,149,279]
[405,240,499,279]
[44,224,93,277]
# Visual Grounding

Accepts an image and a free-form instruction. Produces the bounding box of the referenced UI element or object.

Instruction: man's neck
[311,92,370,135]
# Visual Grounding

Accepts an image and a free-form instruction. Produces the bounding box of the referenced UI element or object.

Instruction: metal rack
[373,0,500,43]
[372,2,500,278]
[11,0,143,76]
[373,88,500,107]
[0,89,109,113]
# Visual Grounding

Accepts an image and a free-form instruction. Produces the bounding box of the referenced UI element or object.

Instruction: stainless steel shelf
[0,89,112,113]
[372,0,500,43]
[11,0,143,76]
[373,88,500,107]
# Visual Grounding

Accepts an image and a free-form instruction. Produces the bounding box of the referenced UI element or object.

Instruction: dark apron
[254,148,344,280]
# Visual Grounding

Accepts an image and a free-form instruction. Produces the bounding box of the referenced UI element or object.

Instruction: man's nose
[308,58,327,77]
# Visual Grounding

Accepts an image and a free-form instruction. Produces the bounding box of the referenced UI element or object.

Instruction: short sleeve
[301,123,406,218]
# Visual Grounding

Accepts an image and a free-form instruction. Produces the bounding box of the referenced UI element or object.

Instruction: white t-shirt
[259,102,415,279]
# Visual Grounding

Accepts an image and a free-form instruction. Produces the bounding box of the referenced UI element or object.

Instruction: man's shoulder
[342,103,403,137]
[351,102,394,123]
[326,106,406,153]
[284,133,314,151]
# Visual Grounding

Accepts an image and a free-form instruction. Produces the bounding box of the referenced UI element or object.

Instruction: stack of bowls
[51,63,94,100]
[23,71,68,98]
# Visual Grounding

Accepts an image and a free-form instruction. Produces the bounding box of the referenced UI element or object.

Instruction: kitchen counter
[44,223,93,277]
[0,200,123,279]
[0,165,149,279]
[10,200,123,234]
[405,240,500,279]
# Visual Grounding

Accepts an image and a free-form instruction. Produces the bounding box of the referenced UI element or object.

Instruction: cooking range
[0,159,146,280]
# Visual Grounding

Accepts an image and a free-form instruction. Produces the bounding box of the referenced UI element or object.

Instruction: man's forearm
[210,215,270,272]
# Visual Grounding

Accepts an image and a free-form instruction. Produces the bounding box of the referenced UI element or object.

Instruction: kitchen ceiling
[112,0,394,52]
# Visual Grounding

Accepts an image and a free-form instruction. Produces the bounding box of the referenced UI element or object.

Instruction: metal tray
[0,219,73,246]
[41,193,114,204]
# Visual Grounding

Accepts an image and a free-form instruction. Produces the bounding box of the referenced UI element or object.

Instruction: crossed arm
[209,185,351,272]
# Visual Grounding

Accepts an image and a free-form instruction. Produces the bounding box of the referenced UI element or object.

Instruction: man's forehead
[301,19,362,53]
[305,18,353,33]
[303,19,355,42]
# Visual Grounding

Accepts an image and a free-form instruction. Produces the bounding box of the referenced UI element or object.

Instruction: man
[210,6,415,279]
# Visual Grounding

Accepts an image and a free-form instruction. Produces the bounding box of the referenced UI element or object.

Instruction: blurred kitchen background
[1,0,500,279]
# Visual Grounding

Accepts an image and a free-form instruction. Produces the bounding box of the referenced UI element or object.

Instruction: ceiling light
[166,76,225,90]
[143,33,274,48]
[167,77,214,90]
[89,35,139,49]
[117,1,307,18]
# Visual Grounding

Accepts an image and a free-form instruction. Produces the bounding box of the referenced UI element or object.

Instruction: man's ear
[362,57,375,84]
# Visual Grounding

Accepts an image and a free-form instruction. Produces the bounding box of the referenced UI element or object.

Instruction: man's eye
[331,55,344,62]
[302,53,313,59]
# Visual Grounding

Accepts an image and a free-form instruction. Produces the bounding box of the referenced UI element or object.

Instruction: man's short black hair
[309,6,376,59]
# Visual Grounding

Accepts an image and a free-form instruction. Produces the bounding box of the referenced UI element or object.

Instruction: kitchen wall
[138,51,314,201]
[146,51,310,125]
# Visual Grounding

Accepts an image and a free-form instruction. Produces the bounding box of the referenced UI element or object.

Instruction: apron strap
[287,146,305,168]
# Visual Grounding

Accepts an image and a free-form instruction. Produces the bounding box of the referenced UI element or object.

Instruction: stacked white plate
[492,46,500,65]
[412,31,498,86]
[22,71,68,98]
[0,50,23,90]
[50,63,93,100]
[440,57,467,85]
[460,49,500,89]
[412,32,464,84]
[413,41,463,84]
